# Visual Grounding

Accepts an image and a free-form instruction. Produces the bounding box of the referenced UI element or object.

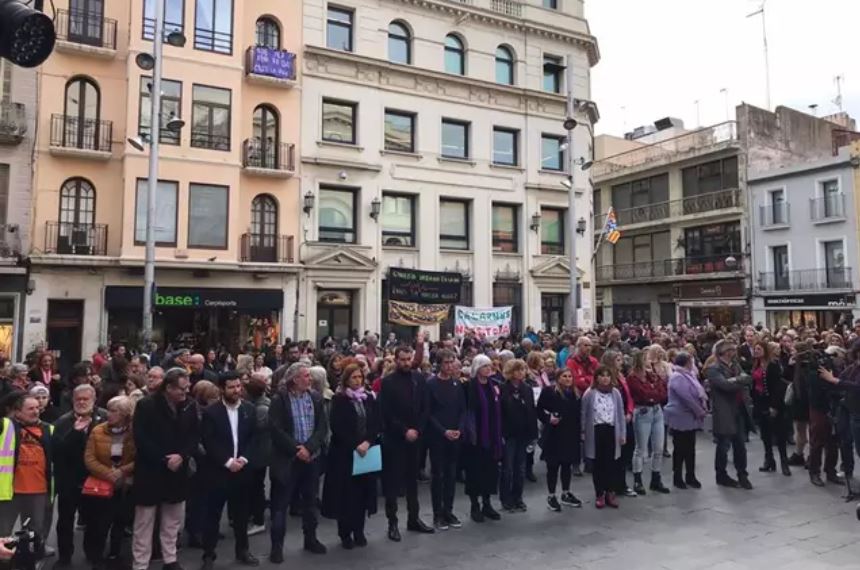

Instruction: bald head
[190,353,205,372]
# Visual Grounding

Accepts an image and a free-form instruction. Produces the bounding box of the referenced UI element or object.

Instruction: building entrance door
[316,290,353,343]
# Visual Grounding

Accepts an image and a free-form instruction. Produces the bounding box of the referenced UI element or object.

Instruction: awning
[105,286,283,311]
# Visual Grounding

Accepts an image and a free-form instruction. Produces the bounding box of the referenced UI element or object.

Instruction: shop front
[105,286,283,352]
[676,280,749,327]
[760,293,858,329]
[0,273,26,361]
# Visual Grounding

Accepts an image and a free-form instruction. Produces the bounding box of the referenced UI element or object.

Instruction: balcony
[593,121,738,180]
[810,194,846,223]
[759,268,853,292]
[45,222,108,256]
[54,9,117,58]
[49,114,112,160]
[759,203,790,229]
[242,140,296,178]
[190,131,230,151]
[594,188,741,230]
[240,233,295,263]
[596,254,745,284]
[0,102,26,145]
[491,0,522,17]
[244,47,297,88]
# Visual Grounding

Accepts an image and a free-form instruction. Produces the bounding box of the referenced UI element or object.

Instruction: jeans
[270,459,320,550]
[429,438,459,516]
[714,414,748,478]
[249,467,267,527]
[500,436,528,507]
[85,489,132,563]
[836,407,856,478]
[632,405,665,475]
[809,409,838,476]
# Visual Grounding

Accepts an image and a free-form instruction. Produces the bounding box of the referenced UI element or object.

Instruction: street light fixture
[135,52,155,71]
[563,116,578,130]
[530,212,541,233]
[576,217,587,235]
[166,31,186,47]
[0,0,56,68]
[303,191,315,215]
[369,197,382,221]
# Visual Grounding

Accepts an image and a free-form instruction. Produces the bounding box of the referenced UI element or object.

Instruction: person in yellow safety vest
[0,394,56,554]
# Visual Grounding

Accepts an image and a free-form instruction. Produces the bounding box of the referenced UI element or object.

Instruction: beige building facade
[25,0,302,370]
[298,0,599,342]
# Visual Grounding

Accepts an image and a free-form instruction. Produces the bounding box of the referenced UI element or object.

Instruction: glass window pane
[495,47,513,84]
[382,194,414,246]
[493,129,516,165]
[319,188,355,242]
[541,136,562,170]
[441,121,467,159]
[389,37,409,63]
[445,50,463,75]
[384,112,413,152]
[188,184,228,248]
[541,209,562,246]
[440,200,467,249]
[327,8,352,51]
[322,100,355,144]
[135,180,177,244]
[543,55,561,92]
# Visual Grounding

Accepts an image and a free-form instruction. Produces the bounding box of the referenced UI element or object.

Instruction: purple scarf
[476,380,502,460]
[345,387,368,401]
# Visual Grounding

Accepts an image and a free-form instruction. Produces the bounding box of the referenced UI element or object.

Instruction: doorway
[316,290,353,344]
[68,0,105,46]
[47,300,84,377]
[541,293,566,334]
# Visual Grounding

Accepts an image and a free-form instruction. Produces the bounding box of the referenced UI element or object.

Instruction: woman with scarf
[750,341,790,475]
[463,354,503,523]
[84,395,136,567]
[321,364,380,549]
[664,352,708,489]
[537,368,583,512]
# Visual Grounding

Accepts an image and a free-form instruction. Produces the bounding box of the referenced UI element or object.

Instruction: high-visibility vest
[0,418,15,501]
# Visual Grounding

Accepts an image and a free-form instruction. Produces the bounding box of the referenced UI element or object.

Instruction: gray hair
[11,363,28,375]
[107,395,135,419]
[73,384,96,398]
[283,362,309,386]
[309,366,328,393]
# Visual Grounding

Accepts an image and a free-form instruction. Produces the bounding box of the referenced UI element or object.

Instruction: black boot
[481,497,501,521]
[650,472,671,494]
[780,454,792,476]
[633,473,646,496]
[673,474,687,489]
[758,455,776,473]
[787,452,805,466]
[845,478,859,501]
[470,497,484,523]
[387,520,402,542]
[810,473,825,487]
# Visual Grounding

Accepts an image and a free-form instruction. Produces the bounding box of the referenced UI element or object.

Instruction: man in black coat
[131,367,199,570]
[379,346,434,541]
[189,354,219,386]
[200,375,259,569]
[52,384,107,566]
[268,363,328,562]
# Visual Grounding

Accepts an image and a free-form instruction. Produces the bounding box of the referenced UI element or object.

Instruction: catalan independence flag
[605,208,621,244]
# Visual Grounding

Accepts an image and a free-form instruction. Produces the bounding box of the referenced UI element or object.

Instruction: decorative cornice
[388,0,600,66]
[304,46,568,119]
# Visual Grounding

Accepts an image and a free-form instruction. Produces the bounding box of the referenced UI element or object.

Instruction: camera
[5,518,43,570]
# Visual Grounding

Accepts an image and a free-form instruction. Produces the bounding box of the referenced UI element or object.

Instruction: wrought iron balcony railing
[759,267,853,292]
[50,114,112,152]
[45,222,108,256]
[0,102,26,144]
[242,139,295,172]
[594,188,740,229]
[596,253,745,282]
[240,233,295,263]
[55,9,117,50]
[810,194,846,221]
[759,203,790,227]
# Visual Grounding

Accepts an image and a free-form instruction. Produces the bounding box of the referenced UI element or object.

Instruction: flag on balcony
[605,208,621,244]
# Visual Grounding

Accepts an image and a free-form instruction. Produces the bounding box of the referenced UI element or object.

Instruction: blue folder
[352,444,382,476]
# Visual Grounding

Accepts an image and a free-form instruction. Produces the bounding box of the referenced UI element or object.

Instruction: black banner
[105,286,283,311]
[764,293,856,308]
[388,268,462,304]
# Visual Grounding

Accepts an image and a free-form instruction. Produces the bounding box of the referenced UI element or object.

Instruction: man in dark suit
[268,363,328,562]
[200,374,259,569]
[379,345,434,542]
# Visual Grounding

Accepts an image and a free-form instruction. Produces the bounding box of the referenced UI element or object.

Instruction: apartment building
[298,0,600,341]
[25,0,302,372]
[593,105,849,328]
[0,60,36,361]
[749,149,860,328]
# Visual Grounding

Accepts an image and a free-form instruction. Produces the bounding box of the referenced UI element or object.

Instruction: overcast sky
[587,0,859,136]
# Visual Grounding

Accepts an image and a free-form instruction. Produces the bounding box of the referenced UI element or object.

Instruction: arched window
[63,76,101,149]
[57,178,96,254]
[444,34,465,75]
[255,16,280,49]
[252,104,280,169]
[495,45,514,85]
[250,194,278,262]
[388,21,411,64]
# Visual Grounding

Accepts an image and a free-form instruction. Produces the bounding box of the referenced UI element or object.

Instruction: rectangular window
[191,84,231,150]
[134,179,178,245]
[822,179,842,218]
[384,110,415,153]
[0,59,11,102]
[322,99,357,144]
[492,204,518,253]
[188,183,228,248]
[441,119,469,159]
[543,54,563,93]
[769,188,786,224]
[824,240,846,287]
[139,76,182,145]
[143,0,185,40]
[440,199,469,250]
[194,0,233,54]
[319,187,356,243]
[326,6,353,51]
[541,207,564,254]
[0,164,8,225]
[772,245,789,290]
[493,127,518,166]
[681,156,739,196]
[542,0,558,8]
[493,281,521,333]
[541,135,565,171]
[382,194,415,247]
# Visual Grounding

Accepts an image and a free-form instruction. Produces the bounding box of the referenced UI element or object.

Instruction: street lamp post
[142,1,165,349]
[564,65,578,331]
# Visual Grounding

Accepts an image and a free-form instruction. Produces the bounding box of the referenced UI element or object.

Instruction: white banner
[454,306,512,339]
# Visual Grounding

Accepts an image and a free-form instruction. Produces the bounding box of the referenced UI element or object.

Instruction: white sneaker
[247,524,266,536]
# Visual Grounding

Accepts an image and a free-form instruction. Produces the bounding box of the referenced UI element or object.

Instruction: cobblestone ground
[65,433,860,570]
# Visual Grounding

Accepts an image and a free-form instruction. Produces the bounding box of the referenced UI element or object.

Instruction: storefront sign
[105,286,283,311]
[763,293,856,308]
[388,300,450,326]
[389,268,462,304]
[454,306,512,339]
[676,280,744,300]
[250,47,296,80]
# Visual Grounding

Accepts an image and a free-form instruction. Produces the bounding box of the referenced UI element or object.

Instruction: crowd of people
[0,318,858,569]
